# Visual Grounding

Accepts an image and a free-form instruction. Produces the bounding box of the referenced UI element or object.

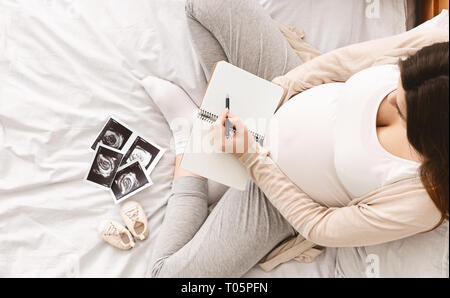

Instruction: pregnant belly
[265,83,351,207]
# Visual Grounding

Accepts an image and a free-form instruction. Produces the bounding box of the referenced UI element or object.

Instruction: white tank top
[265,65,420,207]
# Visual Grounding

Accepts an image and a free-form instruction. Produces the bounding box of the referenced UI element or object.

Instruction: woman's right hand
[213,109,255,158]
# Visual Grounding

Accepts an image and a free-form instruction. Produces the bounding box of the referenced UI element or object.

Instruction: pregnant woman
[144,0,449,277]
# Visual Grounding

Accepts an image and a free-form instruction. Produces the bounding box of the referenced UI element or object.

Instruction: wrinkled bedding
[0,0,421,277]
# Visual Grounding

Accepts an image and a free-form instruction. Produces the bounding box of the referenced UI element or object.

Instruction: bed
[0,0,447,277]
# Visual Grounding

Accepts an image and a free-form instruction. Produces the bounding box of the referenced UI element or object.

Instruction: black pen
[225,95,230,139]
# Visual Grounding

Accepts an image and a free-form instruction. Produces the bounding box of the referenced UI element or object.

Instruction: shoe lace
[104,224,119,236]
[124,207,140,222]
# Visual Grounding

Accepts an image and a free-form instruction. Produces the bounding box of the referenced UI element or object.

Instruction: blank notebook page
[201,61,283,135]
[181,61,283,190]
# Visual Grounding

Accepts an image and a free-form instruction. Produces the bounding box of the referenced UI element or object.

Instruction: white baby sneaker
[99,220,135,250]
[120,201,149,241]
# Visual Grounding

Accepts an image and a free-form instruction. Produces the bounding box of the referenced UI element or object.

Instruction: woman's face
[387,77,408,128]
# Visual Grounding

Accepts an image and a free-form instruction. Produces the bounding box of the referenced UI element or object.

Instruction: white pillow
[336,221,449,278]
[411,9,449,32]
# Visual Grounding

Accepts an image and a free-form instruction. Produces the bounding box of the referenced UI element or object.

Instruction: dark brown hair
[399,41,449,228]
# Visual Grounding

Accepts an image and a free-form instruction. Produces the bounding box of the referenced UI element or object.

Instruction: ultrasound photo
[91,118,133,151]
[110,161,152,204]
[120,136,164,173]
[86,145,124,188]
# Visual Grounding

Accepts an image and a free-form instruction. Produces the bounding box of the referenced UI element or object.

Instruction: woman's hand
[213,109,254,158]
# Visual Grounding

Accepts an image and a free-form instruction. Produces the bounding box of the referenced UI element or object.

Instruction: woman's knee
[185,0,236,19]
[185,0,195,18]
[185,0,210,19]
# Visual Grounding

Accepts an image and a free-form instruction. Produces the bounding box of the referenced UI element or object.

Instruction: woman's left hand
[213,109,252,158]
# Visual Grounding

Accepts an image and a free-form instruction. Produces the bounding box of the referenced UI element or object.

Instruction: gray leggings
[149,0,302,278]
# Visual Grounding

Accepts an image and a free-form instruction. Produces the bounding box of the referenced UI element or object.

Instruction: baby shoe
[120,201,149,241]
[99,220,135,250]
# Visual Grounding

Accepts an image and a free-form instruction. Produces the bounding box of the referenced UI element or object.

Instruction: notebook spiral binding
[198,109,265,143]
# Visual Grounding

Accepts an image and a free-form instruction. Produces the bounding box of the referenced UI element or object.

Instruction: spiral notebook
[180,61,284,190]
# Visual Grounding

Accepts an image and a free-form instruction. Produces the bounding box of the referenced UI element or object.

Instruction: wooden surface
[421,0,449,22]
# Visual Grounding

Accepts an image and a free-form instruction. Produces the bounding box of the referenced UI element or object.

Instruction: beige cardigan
[244,26,449,272]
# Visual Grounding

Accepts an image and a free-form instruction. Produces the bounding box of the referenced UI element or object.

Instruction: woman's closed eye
[395,102,406,121]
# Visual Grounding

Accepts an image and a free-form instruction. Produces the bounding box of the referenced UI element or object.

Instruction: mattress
[0,0,420,277]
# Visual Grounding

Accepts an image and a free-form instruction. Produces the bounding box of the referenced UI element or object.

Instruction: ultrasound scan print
[116,172,139,195]
[121,136,160,170]
[102,130,124,149]
[86,146,124,188]
[91,118,133,151]
[111,161,150,202]
[126,145,153,169]
[93,153,119,178]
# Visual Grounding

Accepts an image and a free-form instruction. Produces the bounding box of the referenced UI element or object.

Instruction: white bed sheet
[0,0,177,277]
[259,0,410,53]
[0,0,417,277]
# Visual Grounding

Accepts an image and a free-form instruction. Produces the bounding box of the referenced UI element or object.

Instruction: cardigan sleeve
[239,144,442,247]
[273,28,449,110]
